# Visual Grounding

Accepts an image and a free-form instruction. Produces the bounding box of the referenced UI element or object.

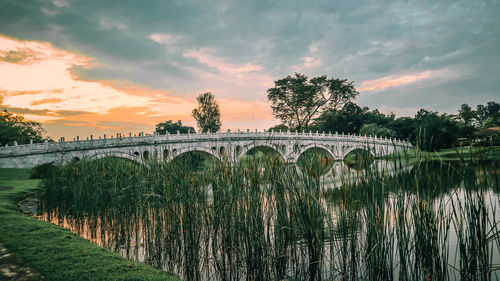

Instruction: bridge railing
[0,130,413,156]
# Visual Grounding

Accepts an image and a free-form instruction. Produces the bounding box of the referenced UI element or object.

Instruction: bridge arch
[342,145,375,159]
[292,143,337,163]
[85,152,147,166]
[167,146,223,163]
[236,143,287,163]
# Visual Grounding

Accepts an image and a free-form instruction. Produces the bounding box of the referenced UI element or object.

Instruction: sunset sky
[0,0,499,139]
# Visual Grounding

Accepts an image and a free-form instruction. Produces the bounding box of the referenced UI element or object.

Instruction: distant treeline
[270,101,500,151]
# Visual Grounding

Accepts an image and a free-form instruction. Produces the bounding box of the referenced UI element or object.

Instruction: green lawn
[384,145,500,161]
[0,168,181,281]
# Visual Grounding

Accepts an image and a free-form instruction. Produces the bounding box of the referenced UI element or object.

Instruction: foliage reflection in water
[37,150,500,281]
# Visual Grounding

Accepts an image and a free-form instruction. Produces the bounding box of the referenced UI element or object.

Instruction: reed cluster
[38,147,500,281]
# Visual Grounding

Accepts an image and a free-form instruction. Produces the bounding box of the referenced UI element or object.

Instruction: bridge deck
[0,131,413,168]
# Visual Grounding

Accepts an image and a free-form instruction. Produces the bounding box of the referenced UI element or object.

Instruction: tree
[359,123,397,138]
[457,104,477,127]
[363,108,395,127]
[313,102,364,134]
[414,109,458,151]
[267,73,358,131]
[476,104,488,127]
[155,120,195,135]
[0,109,46,146]
[389,117,416,141]
[456,104,478,139]
[192,92,221,133]
[483,113,500,128]
[485,101,500,116]
[476,101,500,127]
[268,124,289,132]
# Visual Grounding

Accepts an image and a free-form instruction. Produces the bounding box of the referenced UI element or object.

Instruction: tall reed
[37,146,500,281]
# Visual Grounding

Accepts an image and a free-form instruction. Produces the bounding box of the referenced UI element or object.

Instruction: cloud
[99,18,128,31]
[30,98,63,106]
[359,69,451,92]
[182,48,274,100]
[150,33,181,45]
[3,106,88,118]
[0,34,277,139]
[52,0,69,8]
[219,99,272,121]
[0,47,45,64]
[291,43,323,72]
[0,0,499,134]
[292,56,322,72]
[183,48,264,74]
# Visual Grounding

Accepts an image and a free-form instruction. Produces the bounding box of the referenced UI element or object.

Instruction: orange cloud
[0,35,276,140]
[219,99,272,121]
[184,48,260,73]
[30,98,63,106]
[359,69,450,92]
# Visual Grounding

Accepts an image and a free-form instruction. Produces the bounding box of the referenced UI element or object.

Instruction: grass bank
[382,145,500,161]
[0,168,181,281]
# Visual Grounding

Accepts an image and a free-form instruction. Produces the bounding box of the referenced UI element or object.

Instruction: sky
[0,0,499,140]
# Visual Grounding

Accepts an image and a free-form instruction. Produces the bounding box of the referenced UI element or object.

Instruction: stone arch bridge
[0,131,413,168]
